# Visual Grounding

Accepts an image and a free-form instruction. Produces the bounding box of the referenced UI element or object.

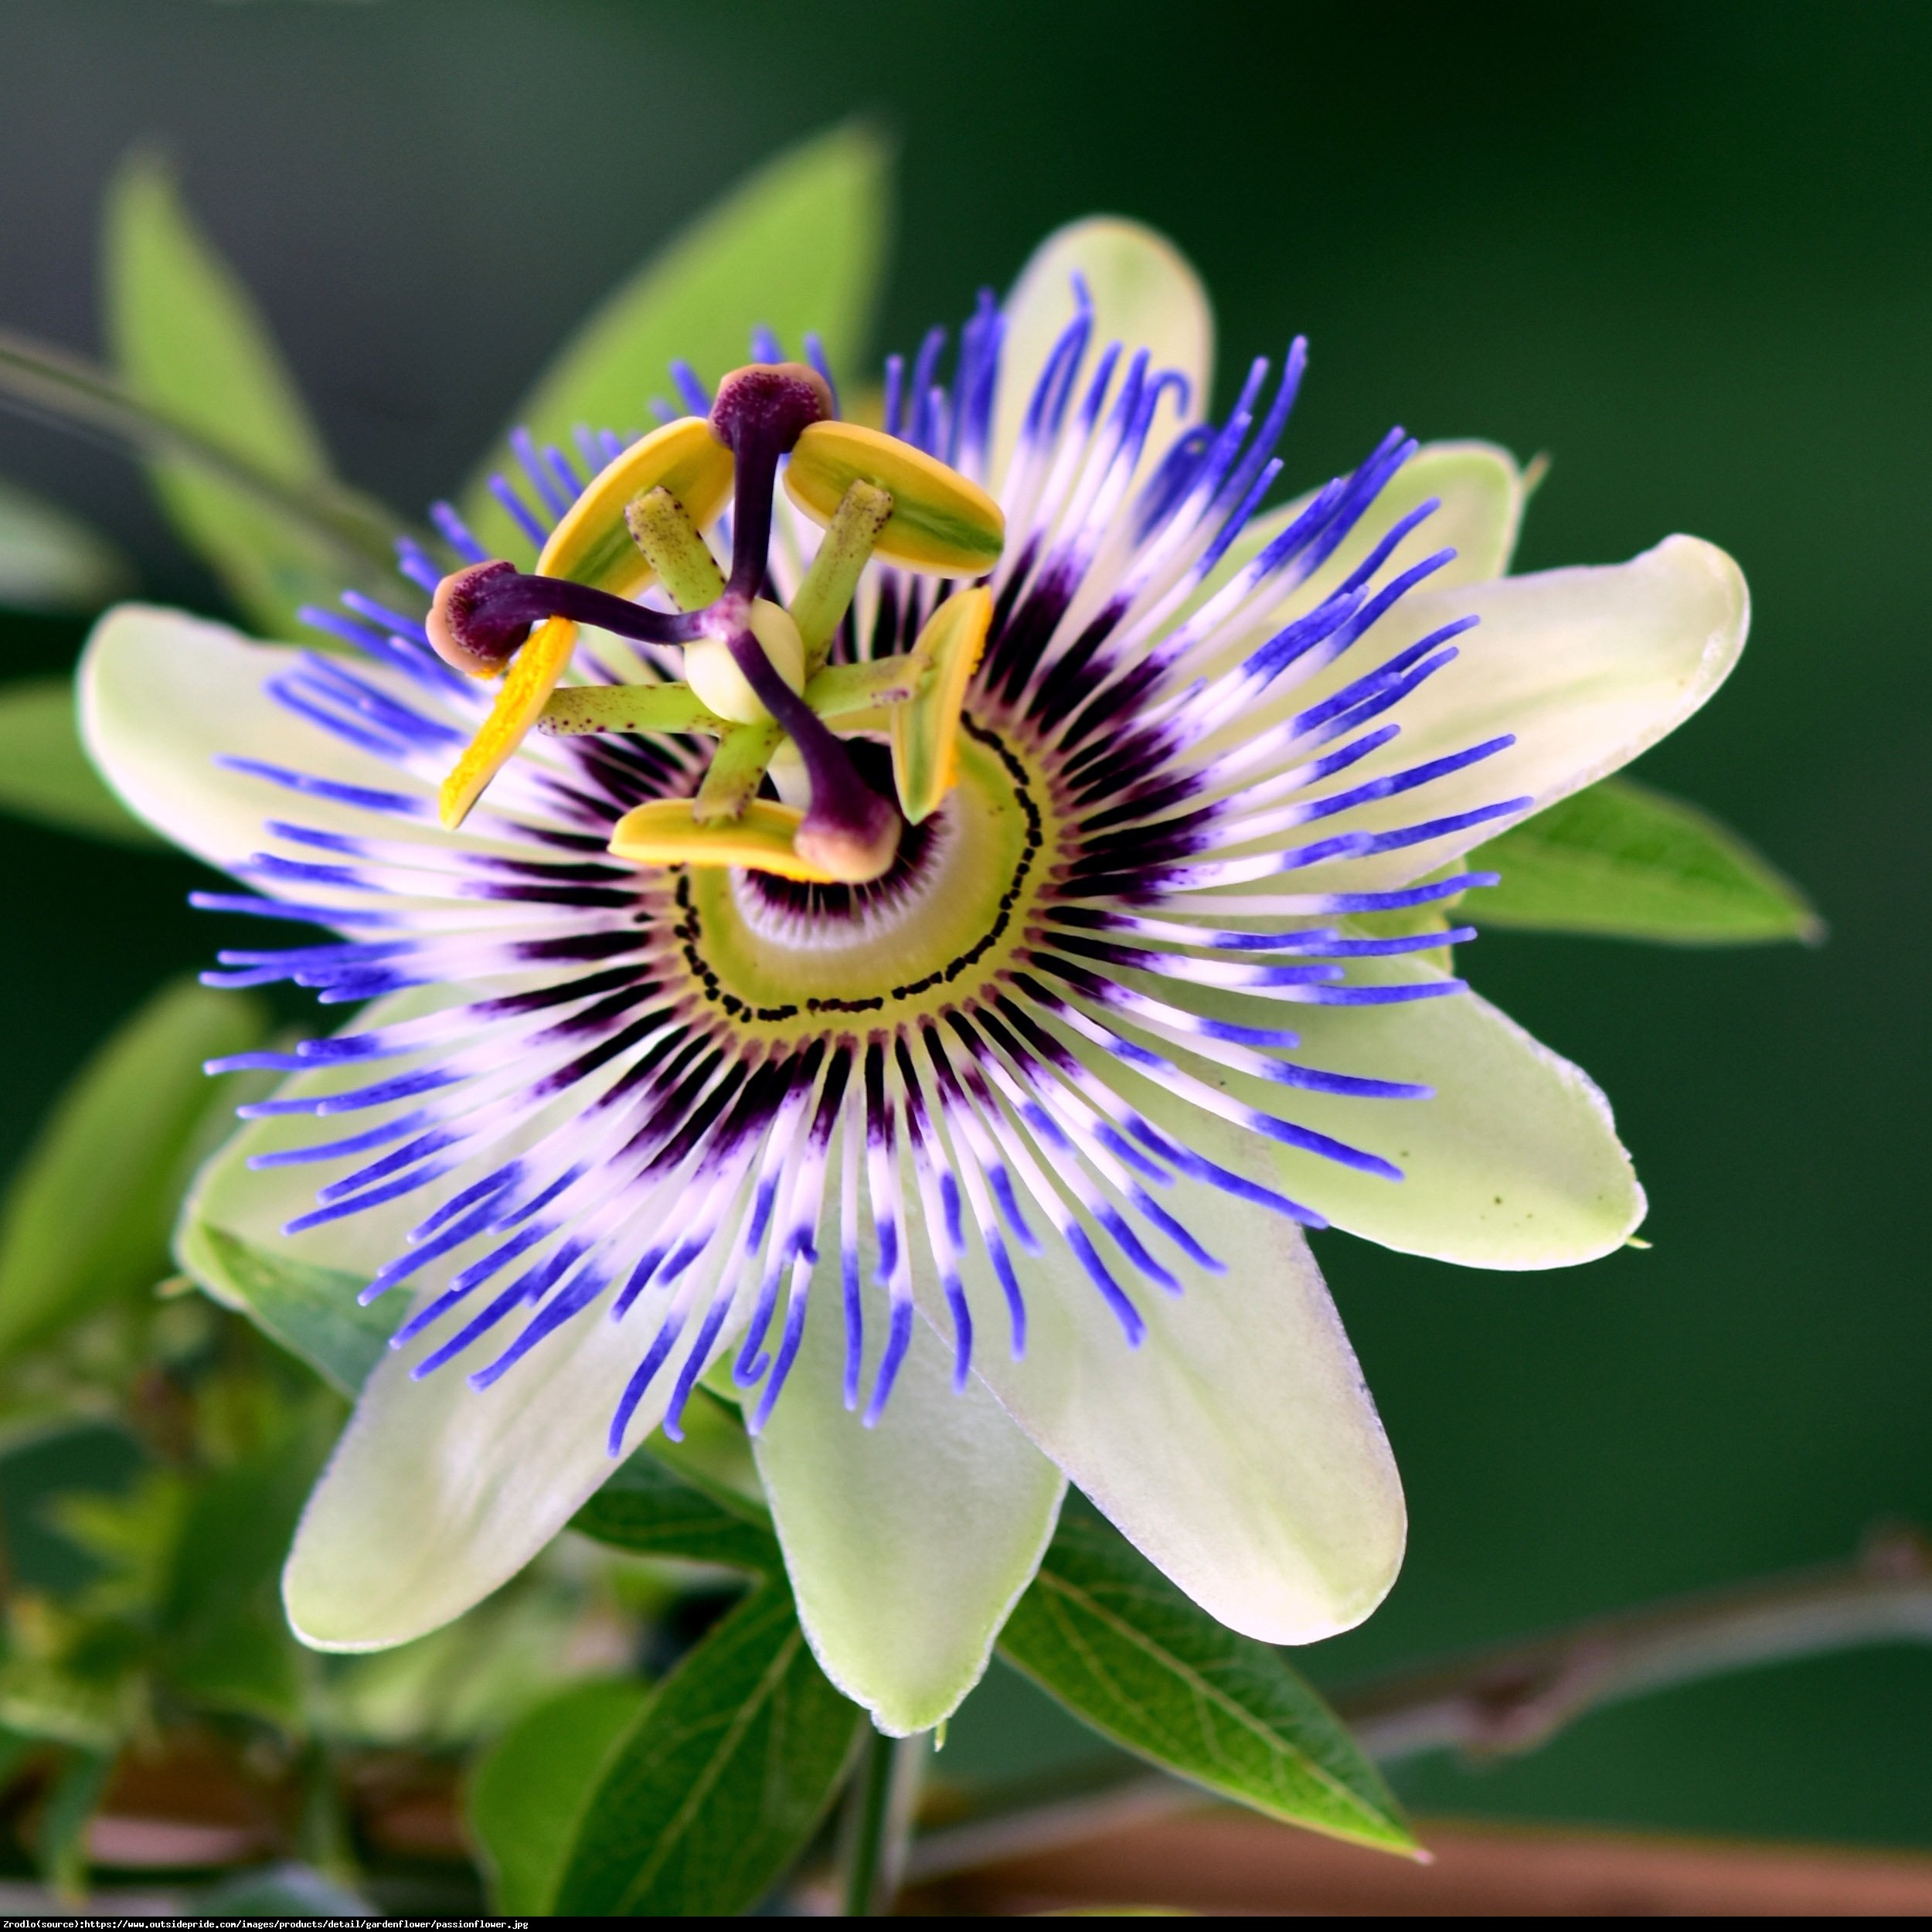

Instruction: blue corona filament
[194,285,1524,1444]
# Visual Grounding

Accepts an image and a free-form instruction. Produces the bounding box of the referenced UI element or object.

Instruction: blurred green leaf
[1469,776,1822,945]
[649,1380,768,1514]
[461,123,892,559]
[0,981,266,1365]
[316,1577,596,1752]
[469,1675,651,1915]
[0,676,160,846]
[0,1727,41,1791]
[553,1580,863,1916]
[0,478,132,614]
[571,1447,779,1573]
[103,153,397,634]
[36,1743,112,1897]
[0,328,403,599]
[998,1505,1415,1856]
[159,1423,326,1728]
[174,1224,395,1396]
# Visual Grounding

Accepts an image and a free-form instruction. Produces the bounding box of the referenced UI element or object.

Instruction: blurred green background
[0,0,1923,1852]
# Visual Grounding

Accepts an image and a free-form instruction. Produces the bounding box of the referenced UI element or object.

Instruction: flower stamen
[790,478,893,671]
[624,485,727,610]
[432,357,1005,869]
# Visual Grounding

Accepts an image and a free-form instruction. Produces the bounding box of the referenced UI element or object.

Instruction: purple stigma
[426,559,701,674]
[709,362,833,597]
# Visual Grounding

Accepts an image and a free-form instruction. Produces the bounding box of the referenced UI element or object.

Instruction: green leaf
[468,1676,652,1915]
[570,1447,780,1573]
[0,478,132,614]
[553,1580,865,1916]
[998,1504,1415,1856]
[159,1423,328,1728]
[0,331,403,596]
[36,1744,112,1897]
[173,1223,396,1396]
[1468,775,1822,944]
[103,152,393,635]
[0,980,266,1363]
[461,124,892,559]
[316,1580,599,1752]
[0,676,162,845]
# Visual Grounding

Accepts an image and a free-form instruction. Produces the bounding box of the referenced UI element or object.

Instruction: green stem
[791,478,893,674]
[903,1528,1932,1889]
[842,1726,901,1917]
[0,326,410,570]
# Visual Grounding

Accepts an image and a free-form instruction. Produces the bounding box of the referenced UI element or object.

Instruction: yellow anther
[784,423,1005,577]
[437,419,735,828]
[542,418,733,595]
[891,587,992,824]
[607,798,843,884]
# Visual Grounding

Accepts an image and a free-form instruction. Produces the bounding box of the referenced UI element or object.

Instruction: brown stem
[905,1528,1932,1885]
[1335,1525,1932,1762]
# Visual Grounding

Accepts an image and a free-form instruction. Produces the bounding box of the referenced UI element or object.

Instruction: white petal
[179,999,745,1652]
[1071,961,1643,1269]
[1245,536,1750,894]
[991,217,1213,491]
[923,1177,1403,1646]
[284,1284,747,1651]
[751,1268,1063,1736]
[79,604,432,870]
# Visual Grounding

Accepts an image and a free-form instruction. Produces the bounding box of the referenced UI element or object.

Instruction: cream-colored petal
[284,1267,748,1650]
[990,218,1213,492]
[917,1172,1403,1647]
[176,998,742,1653]
[1056,959,1642,1269]
[752,1262,1063,1736]
[1213,536,1749,896]
[79,604,433,870]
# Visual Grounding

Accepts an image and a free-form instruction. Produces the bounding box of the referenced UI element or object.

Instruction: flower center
[423,361,1007,890]
[670,718,1045,1039]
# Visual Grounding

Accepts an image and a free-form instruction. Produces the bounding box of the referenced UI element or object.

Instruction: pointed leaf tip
[1470,774,1822,946]
[1002,1504,1415,1855]
[104,150,370,634]
[461,123,893,560]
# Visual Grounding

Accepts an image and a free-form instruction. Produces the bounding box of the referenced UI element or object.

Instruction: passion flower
[81,219,1747,1733]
